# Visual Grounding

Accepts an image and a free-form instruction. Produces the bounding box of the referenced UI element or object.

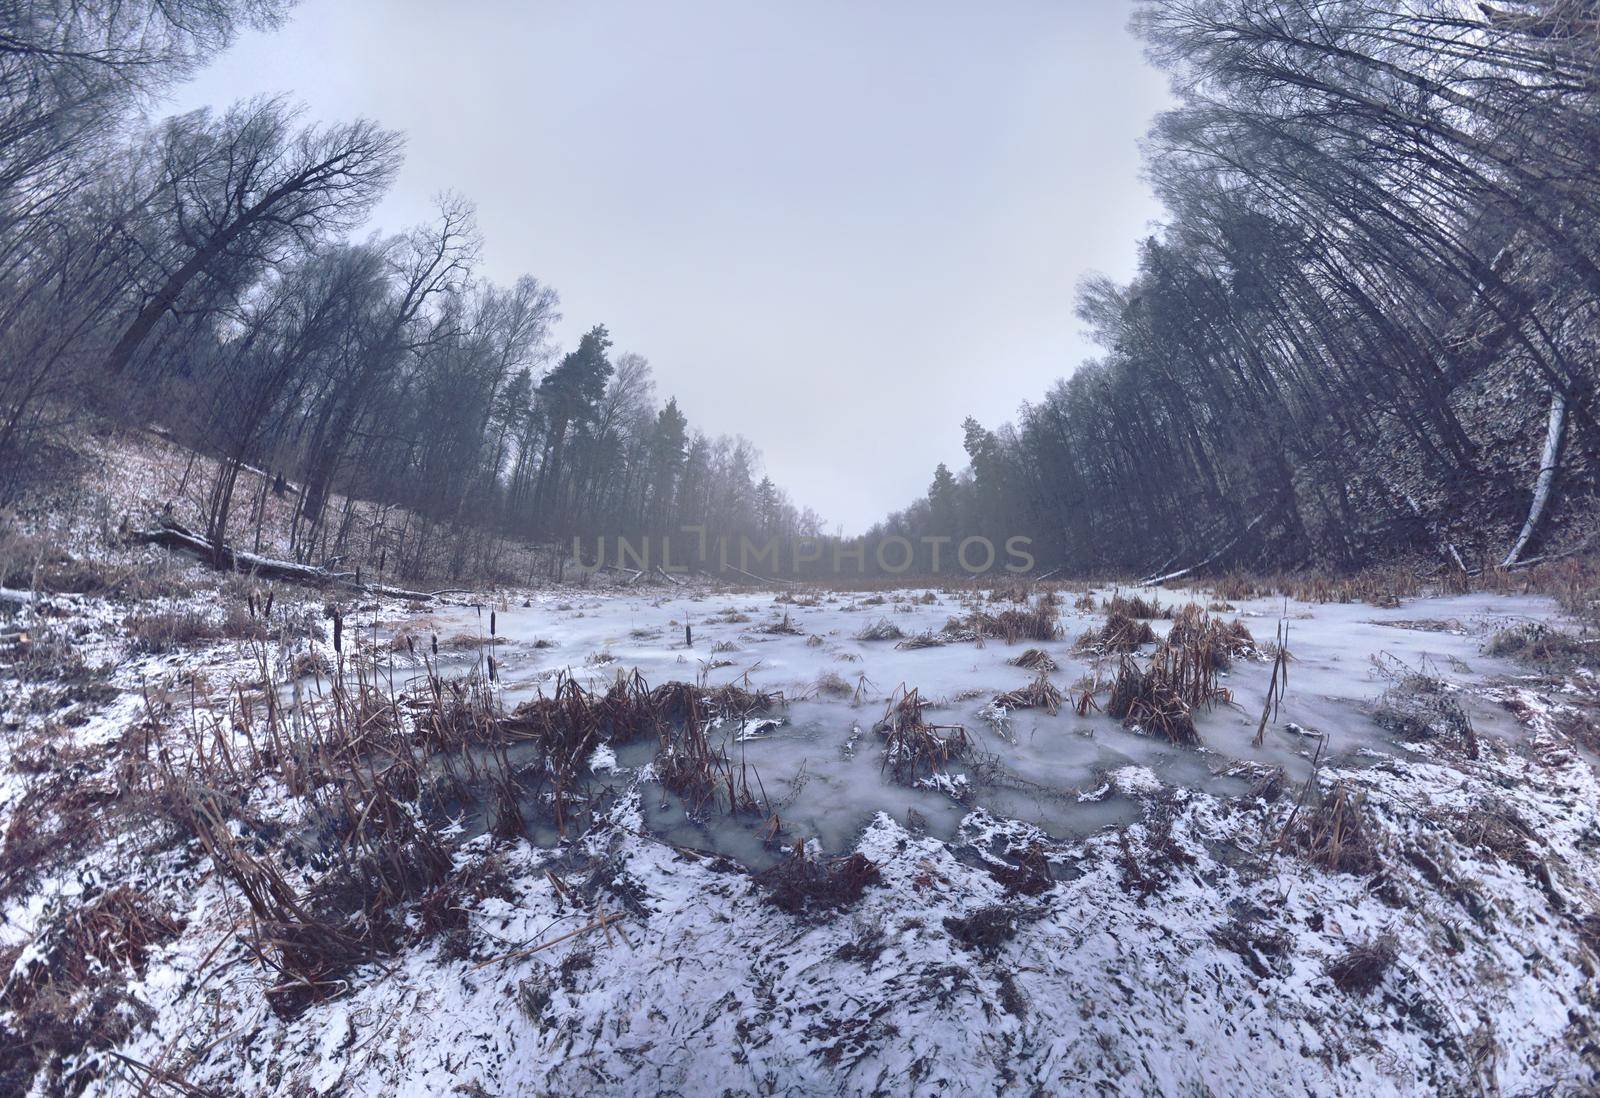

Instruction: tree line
[0,0,817,580]
[873,0,1599,578]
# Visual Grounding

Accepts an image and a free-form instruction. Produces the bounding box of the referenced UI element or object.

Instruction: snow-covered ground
[3,569,1599,1095]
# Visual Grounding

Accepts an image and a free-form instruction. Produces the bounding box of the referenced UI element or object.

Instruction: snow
[3,573,1598,1095]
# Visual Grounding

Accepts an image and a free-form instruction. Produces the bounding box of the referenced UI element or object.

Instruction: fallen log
[1140,510,1269,586]
[127,520,449,601]
[1503,390,1567,569]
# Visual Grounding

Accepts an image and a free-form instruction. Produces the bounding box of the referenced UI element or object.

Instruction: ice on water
[407,585,1564,862]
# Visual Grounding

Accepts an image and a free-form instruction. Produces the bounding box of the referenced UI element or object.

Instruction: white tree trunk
[1502,390,1567,569]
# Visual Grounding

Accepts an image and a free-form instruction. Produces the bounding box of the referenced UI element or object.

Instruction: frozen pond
[374,584,1567,860]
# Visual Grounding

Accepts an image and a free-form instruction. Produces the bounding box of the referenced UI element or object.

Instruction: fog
[168,0,1170,532]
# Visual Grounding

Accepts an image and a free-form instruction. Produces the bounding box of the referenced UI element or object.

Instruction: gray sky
[169,0,1172,534]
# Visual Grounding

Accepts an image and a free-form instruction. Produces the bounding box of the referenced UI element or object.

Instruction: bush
[1486,622,1598,670]
[1373,673,1477,758]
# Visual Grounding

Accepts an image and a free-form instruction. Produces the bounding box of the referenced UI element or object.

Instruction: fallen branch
[469,908,623,970]
[719,563,797,587]
[1502,537,1595,572]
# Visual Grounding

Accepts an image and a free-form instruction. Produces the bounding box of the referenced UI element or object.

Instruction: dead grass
[946,600,1061,644]
[1283,781,1381,875]
[875,685,971,783]
[1327,934,1397,995]
[1485,622,1599,670]
[1102,619,1236,747]
[125,604,267,653]
[993,674,1063,715]
[1103,591,1172,619]
[943,905,1020,959]
[0,884,183,1094]
[756,847,881,917]
[1373,672,1478,758]
[759,611,805,636]
[1164,604,1256,670]
[1212,913,1290,978]
[856,617,904,642]
[1203,568,1421,608]
[809,671,854,698]
[1008,647,1058,671]
[985,845,1054,897]
[1116,808,1196,899]
[1074,611,1156,654]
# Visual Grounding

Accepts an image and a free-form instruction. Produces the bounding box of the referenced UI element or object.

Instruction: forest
[0,0,818,582]
[873,0,1598,579]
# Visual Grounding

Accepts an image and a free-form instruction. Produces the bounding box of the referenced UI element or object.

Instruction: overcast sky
[168,0,1172,534]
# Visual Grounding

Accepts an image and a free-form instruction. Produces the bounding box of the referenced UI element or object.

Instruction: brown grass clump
[759,611,806,635]
[951,600,1061,644]
[986,845,1054,897]
[756,847,881,917]
[875,685,971,783]
[1009,648,1059,672]
[894,631,946,649]
[1116,808,1196,899]
[994,674,1063,715]
[0,887,183,1095]
[1200,568,1429,608]
[502,672,776,825]
[1283,781,1381,875]
[1104,655,1208,747]
[1211,913,1290,978]
[125,605,266,653]
[1209,575,1262,602]
[1147,622,1236,711]
[1326,934,1397,995]
[856,617,904,642]
[809,671,854,698]
[1164,604,1256,670]
[642,680,769,818]
[1097,605,1254,746]
[774,591,821,607]
[1075,611,1156,655]
[1103,592,1171,620]
[0,887,182,1012]
[1101,612,1239,747]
